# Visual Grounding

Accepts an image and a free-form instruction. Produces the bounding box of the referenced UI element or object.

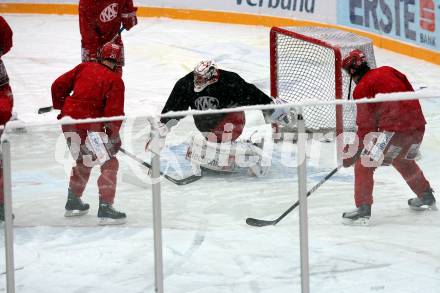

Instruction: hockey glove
[102,124,122,156]
[270,98,296,128]
[122,8,138,31]
[145,121,169,153]
[105,133,121,156]
[343,149,361,168]
[342,143,362,168]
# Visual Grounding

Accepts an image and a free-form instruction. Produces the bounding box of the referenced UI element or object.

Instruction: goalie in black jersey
[145,60,295,176]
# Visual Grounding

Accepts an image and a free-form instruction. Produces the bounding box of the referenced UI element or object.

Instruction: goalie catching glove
[270,98,297,128]
[145,120,169,153]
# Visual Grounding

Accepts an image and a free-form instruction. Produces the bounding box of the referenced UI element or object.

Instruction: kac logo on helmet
[338,0,439,50]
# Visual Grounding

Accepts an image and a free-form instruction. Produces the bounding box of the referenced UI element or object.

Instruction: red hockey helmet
[100,42,122,63]
[193,60,219,92]
[342,49,367,74]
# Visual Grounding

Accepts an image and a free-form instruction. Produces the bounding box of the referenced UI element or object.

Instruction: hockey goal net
[270,26,376,135]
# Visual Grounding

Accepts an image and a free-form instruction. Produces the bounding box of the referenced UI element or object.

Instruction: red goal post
[270,26,376,138]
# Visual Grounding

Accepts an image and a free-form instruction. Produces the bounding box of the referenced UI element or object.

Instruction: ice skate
[408,189,437,211]
[64,190,90,217]
[342,204,371,226]
[97,201,126,225]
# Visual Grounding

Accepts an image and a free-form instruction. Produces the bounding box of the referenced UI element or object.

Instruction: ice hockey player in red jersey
[51,42,126,225]
[145,60,295,176]
[341,49,436,225]
[0,16,14,222]
[79,0,137,72]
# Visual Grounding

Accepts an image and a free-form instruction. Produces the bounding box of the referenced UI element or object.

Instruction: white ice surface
[1,14,440,293]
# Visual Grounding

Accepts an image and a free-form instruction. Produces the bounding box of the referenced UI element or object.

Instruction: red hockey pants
[62,125,119,204]
[354,127,431,207]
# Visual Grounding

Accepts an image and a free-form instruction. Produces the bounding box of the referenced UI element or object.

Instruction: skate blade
[409,203,438,211]
[64,209,89,217]
[97,217,127,226]
[342,217,370,226]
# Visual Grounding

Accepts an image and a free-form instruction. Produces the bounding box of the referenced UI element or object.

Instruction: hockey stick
[0,266,24,276]
[347,75,353,100]
[110,26,125,43]
[246,165,342,227]
[119,147,202,186]
[38,28,126,115]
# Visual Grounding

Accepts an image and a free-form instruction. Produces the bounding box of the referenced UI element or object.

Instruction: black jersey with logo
[160,69,272,132]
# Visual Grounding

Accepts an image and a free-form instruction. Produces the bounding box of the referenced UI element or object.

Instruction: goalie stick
[246,166,341,227]
[120,147,202,186]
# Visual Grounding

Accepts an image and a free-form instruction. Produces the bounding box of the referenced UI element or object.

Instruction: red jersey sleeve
[0,16,13,56]
[121,0,138,31]
[391,68,414,91]
[79,0,100,60]
[122,0,136,14]
[103,77,125,136]
[51,65,80,110]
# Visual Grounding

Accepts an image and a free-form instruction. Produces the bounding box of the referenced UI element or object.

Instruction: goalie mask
[193,60,220,92]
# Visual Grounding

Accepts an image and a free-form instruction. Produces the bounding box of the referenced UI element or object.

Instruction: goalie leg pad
[186,136,271,176]
[186,136,237,172]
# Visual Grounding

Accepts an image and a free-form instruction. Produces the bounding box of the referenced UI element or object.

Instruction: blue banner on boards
[338,0,440,51]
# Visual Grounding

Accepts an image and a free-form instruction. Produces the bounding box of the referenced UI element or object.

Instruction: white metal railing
[296,108,310,293]
[2,139,15,293]
[3,89,438,132]
[150,126,164,293]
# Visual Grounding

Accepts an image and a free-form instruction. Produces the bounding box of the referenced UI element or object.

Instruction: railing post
[296,107,310,293]
[150,125,164,293]
[2,139,16,293]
